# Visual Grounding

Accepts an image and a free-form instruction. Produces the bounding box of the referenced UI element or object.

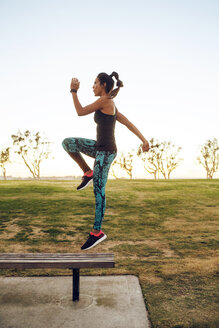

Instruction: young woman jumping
[62,72,150,250]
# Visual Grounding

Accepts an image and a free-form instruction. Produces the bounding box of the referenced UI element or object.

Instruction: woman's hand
[70,77,80,91]
[142,140,150,152]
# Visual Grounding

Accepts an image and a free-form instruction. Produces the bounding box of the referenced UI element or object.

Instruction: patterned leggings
[62,138,117,230]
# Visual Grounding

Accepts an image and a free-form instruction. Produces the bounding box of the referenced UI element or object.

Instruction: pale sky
[0,0,219,178]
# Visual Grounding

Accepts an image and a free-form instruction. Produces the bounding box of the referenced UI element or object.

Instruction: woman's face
[93,77,105,96]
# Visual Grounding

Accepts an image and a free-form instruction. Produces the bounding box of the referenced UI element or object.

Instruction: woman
[62,72,150,250]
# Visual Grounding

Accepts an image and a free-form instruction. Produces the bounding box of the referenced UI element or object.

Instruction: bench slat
[0,253,115,269]
[0,253,113,257]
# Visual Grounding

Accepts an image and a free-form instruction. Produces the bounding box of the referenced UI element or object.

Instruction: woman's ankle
[85,169,92,174]
[92,229,100,234]
[84,169,93,177]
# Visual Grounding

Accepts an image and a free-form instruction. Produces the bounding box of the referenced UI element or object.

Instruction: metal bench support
[72,268,80,301]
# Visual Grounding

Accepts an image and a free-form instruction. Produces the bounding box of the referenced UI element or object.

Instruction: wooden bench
[0,253,115,301]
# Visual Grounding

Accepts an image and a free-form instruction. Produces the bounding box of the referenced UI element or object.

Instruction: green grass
[0,179,218,328]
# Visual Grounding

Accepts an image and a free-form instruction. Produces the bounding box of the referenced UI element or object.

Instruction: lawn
[0,179,218,328]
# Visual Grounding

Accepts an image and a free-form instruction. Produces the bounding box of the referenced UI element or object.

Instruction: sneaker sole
[77,178,93,191]
[82,234,107,251]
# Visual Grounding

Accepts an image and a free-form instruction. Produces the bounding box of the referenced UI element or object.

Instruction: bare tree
[0,147,10,180]
[159,141,183,179]
[197,138,219,179]
[111,151,134,179]
[137,138,160,179]
[110,159,119,179]
[137,138,182,179]
[11,130,52,179]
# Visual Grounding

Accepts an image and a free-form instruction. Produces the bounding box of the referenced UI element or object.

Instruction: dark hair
[97,71,123,98]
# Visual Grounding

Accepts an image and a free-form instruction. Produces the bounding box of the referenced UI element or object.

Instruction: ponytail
[109,71,124,98]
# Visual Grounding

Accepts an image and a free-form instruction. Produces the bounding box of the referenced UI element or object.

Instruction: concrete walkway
[0,275,150,328]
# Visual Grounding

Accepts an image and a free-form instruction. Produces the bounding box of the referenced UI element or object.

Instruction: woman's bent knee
[62,137,77,153]
[62,138,70,152]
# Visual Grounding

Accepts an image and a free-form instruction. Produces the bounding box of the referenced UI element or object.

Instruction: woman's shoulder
[99,97,116,115]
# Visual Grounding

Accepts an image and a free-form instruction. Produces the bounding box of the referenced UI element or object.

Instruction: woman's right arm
[116,110,150,152]
[70,77,106,116]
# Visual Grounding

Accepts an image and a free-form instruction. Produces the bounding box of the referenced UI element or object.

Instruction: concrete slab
[0,275,150,328]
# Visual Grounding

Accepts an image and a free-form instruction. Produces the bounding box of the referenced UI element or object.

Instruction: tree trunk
[3,167,6,180]
[21,154,36,179]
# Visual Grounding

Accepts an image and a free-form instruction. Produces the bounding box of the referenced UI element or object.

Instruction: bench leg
[72,269,80,301]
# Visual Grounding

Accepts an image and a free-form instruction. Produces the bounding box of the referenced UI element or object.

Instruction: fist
[70,77,80,90]
[142,140,150,152]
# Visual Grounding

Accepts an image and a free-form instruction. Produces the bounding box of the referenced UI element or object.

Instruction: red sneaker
[77,170,93,191]
[81,231,107,250]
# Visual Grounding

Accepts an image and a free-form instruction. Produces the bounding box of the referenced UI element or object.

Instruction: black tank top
[94,109,117,152]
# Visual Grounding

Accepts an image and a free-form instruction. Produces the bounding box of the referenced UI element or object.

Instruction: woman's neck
[100,90,109,97]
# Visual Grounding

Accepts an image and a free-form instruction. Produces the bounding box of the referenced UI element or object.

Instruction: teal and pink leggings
[62,138,116,230]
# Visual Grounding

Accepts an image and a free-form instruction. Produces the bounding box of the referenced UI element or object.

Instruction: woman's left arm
[117,110,150,152]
